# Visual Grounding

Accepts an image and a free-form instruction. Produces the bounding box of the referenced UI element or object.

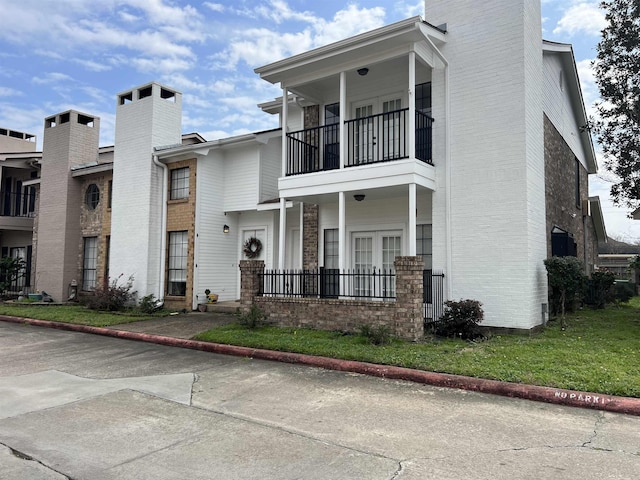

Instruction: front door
[352,231,401,297]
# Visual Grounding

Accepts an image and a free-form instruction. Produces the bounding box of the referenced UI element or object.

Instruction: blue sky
[0,0,635,242]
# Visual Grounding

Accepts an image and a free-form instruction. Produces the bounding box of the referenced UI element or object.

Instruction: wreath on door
[243,236,262,258]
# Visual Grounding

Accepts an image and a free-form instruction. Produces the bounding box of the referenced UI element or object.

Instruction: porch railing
[423,269,445,325]
[285,109,433,176]
[259,268,396,300]
[0,191,36,217]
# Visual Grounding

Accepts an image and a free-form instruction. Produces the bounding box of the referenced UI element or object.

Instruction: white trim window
[168,231,188,296]
[82,237,98,291]
[170,167,189,200]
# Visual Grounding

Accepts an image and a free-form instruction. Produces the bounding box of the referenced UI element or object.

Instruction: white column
[299,202,304,269]
[339,72,347,169]
[409,183,417,256]
[408,51,416,159]
[338,192,345,274]
[281,84,288,177]
[279,197,286,270]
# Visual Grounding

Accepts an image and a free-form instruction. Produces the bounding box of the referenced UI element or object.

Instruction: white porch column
[339,71,346,169]
[338,191,345,273]
[409,184,417,256]
[281,83,288,177]
[279,197,286,270]
[408,51,416,159]
[299,202,304,268]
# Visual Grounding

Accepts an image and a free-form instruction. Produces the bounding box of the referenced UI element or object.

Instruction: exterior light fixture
[354,194,365,202]
[223,224,230,233]
[357,68,369,76]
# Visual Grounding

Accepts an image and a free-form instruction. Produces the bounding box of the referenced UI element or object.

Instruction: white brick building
[0,0,605,333]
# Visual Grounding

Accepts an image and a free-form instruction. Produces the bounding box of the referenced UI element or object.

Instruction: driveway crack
[1,441,73,479]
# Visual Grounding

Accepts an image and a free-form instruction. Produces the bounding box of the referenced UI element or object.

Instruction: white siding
[542,52,589,168]
[259,136,281,201]
[222,145,260,211]
[193,152,239,305]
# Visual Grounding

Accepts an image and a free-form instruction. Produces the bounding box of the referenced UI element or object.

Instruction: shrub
[544,256,587,328]
[85,275,136,312]
[590,270,616,309]
[138,293,162,314]
[359,324,392,345]
[237,305,269,329]
[434,299,484,339]
[612,282,634,305]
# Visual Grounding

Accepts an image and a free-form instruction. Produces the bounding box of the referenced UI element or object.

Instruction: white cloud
[204,3,225,13]
[0,87,21,97]
[31,72,75,85]
[395,0,423,18]
[553,2,606,37]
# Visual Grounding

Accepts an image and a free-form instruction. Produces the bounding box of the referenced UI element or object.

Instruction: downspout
[425,35,452,296]
[152,154,168,304]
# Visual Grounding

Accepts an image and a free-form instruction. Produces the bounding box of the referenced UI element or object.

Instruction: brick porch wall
[239,256,424,341]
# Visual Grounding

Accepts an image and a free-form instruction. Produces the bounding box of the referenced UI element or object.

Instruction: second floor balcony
[286,109,433,176]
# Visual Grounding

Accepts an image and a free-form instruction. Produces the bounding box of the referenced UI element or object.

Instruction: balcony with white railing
[286,109,433,176]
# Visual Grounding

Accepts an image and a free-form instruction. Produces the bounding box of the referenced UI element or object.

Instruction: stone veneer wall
[544,114,597,271]
[240,256,424,341]
[302,105,320,270]
[164,158,197,310]
[78,174,112,291]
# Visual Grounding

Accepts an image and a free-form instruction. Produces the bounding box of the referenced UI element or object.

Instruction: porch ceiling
[255,16,446,95]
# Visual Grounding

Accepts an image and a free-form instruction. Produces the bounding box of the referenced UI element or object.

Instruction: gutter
[152,154,168,304]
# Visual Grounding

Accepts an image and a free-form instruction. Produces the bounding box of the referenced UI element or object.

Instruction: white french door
[354,103,374,163]
[352,231,401,297]
[382,98,402,159]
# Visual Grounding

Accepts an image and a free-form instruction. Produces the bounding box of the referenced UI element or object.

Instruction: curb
[3,315,640,417]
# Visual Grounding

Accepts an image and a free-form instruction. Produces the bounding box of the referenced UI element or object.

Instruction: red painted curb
[3,315,640,416]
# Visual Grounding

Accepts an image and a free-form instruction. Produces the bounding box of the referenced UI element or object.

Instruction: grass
[1,299,639,397]
[193,300,640,398]
[0,303,166,327]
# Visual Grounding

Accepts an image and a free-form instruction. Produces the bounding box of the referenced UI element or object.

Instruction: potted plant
[205,289,218,304]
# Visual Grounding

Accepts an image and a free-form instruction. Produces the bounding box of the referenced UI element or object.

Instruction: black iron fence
[259,267,396,300]
[285,109,434,176]
[423,270,445,324]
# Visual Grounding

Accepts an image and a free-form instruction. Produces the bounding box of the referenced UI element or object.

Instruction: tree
[544,257,587,330]
[593,0,640,210]
[0,256,26,295]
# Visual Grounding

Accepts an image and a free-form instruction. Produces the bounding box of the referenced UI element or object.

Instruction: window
[415,82,432,115]
[9,247,26,290]
[170,167,189,200]
[86,184,100,209]
[108,180,113,209]
[168,231,188,296]
[323,103,340,170]
[321,228,339,298]
[82,237,98,290]
[416,224,433,269]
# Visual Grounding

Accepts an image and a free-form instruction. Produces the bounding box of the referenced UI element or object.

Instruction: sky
[0,0,637,242]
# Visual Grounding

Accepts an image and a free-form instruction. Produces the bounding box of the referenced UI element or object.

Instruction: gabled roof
[589,196,607,243]
[543,40,597,174]
[255,16,446,88]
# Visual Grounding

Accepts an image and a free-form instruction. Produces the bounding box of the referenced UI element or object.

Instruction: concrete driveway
[1,321,639,479]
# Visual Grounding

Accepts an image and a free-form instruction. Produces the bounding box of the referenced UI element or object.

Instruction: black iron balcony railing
[0,191,36,218]
[286,109,433,176]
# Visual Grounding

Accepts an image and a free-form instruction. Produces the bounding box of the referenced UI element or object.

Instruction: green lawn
[194,301,640,398]
[1,300,638,397]
[0,304,163,327]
